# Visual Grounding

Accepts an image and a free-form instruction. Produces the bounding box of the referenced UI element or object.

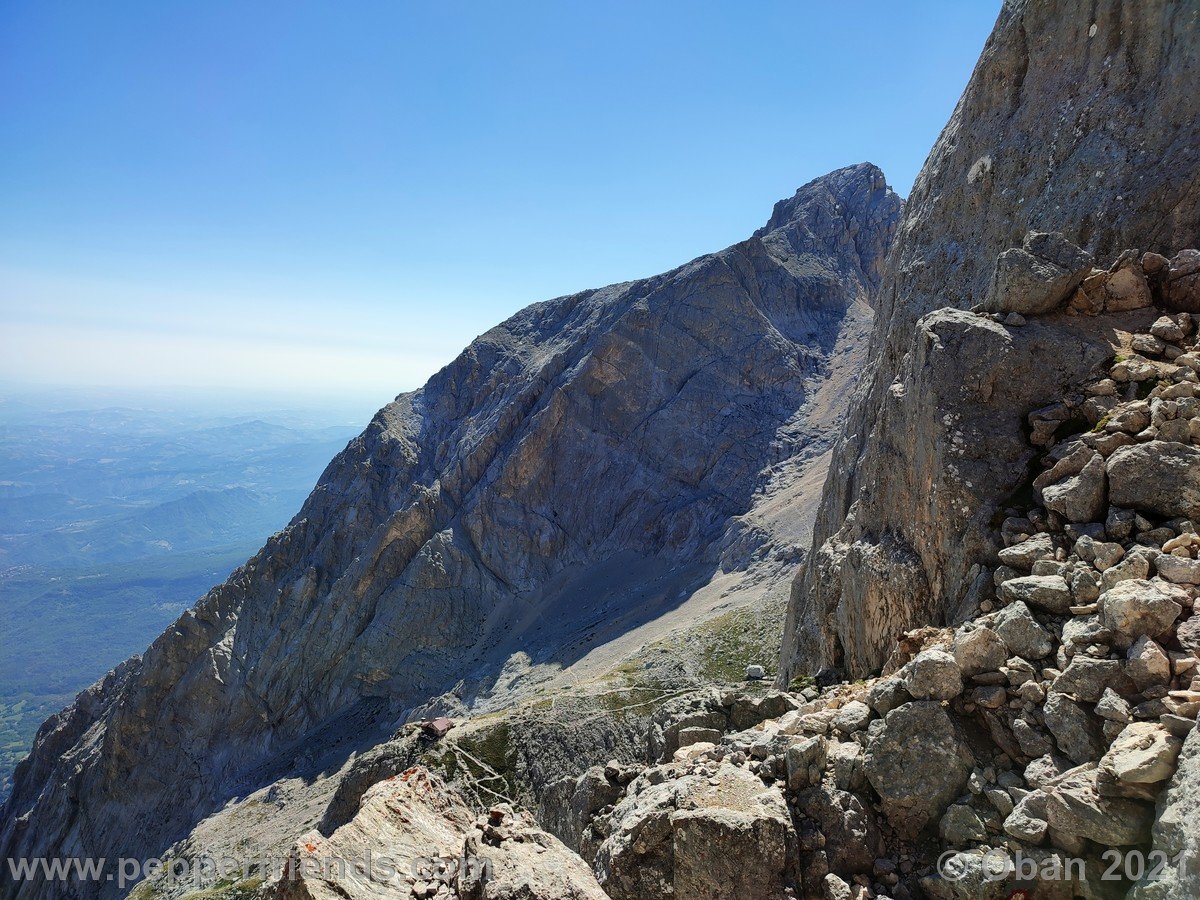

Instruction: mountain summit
[2,163,900,891]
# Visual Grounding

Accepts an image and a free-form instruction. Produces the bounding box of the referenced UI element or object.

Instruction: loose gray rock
[993,601,1054,660]
[1051,657,1121,703]
[1040,451,1108,524]
[952,625,1008,677]
[939,803,988,844]
[1127,636,1172,692]
[1156,554,1200,585]
[1044,692,1105,764]
[1108,442,1200,520]
[1003,790,1049,843]
[1098,722,1183,785]
[999,575,1073,614]
[866,676,909,717]
[903,649,964,701]
[997,533,1055,571]
[1044,765,1154,846]
[1098,579,1185,644]
[863,702,972,838]
[985,231,1092,315]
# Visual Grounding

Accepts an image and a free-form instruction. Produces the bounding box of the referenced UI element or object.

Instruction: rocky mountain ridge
[781,0,1200,684]
[1,163,900,898]
[258,239,1200,900]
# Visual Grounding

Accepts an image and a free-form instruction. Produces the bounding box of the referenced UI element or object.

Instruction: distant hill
[0,397,363,799]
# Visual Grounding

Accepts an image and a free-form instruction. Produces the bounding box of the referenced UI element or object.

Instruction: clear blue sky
[0,1,1000,409]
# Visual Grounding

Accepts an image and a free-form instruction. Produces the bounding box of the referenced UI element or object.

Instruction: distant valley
[0,389,367,798]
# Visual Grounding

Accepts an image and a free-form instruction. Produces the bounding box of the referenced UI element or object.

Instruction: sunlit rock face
[1,162,899,897]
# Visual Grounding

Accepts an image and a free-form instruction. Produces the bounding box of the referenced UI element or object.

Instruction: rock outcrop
[269,767,608,900]
[537,305,1200,896]
[781,0,1200,683]
[1,164,900,898]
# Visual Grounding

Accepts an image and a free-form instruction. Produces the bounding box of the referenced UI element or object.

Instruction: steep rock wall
[781,0,1200,681]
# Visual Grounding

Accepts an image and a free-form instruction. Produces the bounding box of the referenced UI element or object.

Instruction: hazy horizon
[1,1,1001,397]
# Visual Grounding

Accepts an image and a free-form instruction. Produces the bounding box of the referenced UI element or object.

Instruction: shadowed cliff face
[780,0,1200,682]
[1,163,900,894]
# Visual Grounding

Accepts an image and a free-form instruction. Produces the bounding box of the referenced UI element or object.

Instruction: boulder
[992,601,1054,660]
[273,768,608,900]
[1098,579,1185,644]
[1098,722,1183,785]
[997,533,1055,571]
[729,692,800,731]
[1003,789,1049,843]
[985,231,1091,315]
[1108,442,1200,520]
[903,648,964,700]
[831,700,872,735]
[1127,636,1172,691]
[1150,315,1187,343]
[1043,765,1154,846]
[918,851,1007,900]
[952,625,1008,677]
[793,785,883,875]
[1129,729,1200,898]
[1178,615,1200,654]
[999,575,1073,614]
[1102,551,1151,591]
[826,740,865,792]
[671,804,791,900]
[1051,656,1121,702]
[939,803,988,844]
[1044,692,1105,764]
[595,762,793,900]
[1164,249,1200,313]
[1100,254,1154,312]
[1039,451,1108,524]
[866,676,909,717]
[1156,554,1200,585]
[786,735,828,791]
[1096,687,1133,723]
[863,702,972,837]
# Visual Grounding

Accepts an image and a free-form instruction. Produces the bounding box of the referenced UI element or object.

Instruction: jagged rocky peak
[1,163,899,897]
[781,0,1200,684]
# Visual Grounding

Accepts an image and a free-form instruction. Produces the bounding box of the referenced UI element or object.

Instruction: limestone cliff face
[781,0,1200,682]
[1,164,899,896]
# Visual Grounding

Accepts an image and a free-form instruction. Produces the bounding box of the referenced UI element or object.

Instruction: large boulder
[1098,579,1185,645]
[594,762,793,900]
[1129,729,1200,898]
[992,600,1055,660]
[1043,765,1154,847]
[1043,692,1105,764]
[271,768,608,900]
[999,575,1073,614]
[1035,446,1108,524]
[903,648,964,700]
[952,625,1008,677]
[863,702,972,837]
[985,231,1092,314]
[1107,442,1200,520]
[1098,723,1183,786]
[793,785,883,876]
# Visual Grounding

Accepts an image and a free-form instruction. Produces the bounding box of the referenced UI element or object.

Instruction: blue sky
[0,1,1000,409]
